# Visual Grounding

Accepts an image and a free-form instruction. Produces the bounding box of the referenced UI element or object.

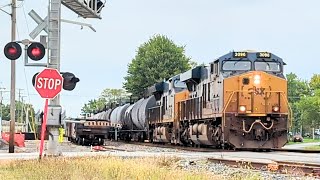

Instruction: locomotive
[65,50,291,150]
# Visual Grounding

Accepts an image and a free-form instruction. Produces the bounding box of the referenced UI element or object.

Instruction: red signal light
[27,42,45,61]
[31,47,41,57]
[3,42,22,60]
[8,47,17,55]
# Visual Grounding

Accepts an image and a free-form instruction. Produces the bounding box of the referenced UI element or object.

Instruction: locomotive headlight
[239,105,246,112]
[253,75,261,85]
[272,106,280,112]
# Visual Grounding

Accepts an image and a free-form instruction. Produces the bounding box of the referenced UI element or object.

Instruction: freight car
[64,111,114,145]
[66,50,291,150]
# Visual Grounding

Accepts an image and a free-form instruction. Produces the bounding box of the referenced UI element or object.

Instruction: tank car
[147,51,291,150]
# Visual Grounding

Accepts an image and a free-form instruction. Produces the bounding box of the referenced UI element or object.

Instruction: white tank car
[116,104,130,125]
[123,104,135,129]
[131,96,156,130]
[110,106,121,124]
[110,104,130,125]
[104,109,113,120]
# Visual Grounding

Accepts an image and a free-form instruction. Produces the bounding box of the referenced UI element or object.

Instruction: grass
[0,156,210,180]
[287,138,320,145]
[304,145,320,150]
[0,156,267,180]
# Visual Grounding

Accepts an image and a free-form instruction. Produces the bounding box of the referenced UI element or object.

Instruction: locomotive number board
[256,52,271,58]
[233,52,247,58]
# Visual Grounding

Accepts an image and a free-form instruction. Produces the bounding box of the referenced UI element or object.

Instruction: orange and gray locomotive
[66,50,291,150]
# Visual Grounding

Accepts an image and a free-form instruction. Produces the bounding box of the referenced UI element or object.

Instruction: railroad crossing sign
[28,10,48,39]
[34,68,63,99]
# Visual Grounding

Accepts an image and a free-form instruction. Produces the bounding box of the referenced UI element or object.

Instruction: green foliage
[0,100,35,123]
[81,88,130,114]
[123,34,193,97]
[310,74,320,92]
[296,89,320,127]
[287,73,320,134]
[101,88,130,106]
[286,73,311,103]
[81,98,106,114]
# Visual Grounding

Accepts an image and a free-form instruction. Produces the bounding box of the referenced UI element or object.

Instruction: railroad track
[208,157,320,177]
[97,140,320,154]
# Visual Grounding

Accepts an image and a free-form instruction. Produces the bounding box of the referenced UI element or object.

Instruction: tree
[286,73,311,133]
[101,88,130,106]
[0,100,35,122]
[310,74,320,93]
[81,98,106,114]
[286,73,311,103]
[81,88,130,114]
[123,34,193,97]
[296,89,320,132]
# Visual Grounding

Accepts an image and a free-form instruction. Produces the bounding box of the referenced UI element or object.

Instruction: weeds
[0,156,212,180]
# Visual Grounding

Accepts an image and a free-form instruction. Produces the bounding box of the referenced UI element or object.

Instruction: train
[65,50,291,150]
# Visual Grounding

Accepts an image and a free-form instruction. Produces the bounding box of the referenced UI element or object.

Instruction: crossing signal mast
[3,0,105,155]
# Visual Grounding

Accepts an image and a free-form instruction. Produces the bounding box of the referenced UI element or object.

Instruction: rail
[208,157,320,177]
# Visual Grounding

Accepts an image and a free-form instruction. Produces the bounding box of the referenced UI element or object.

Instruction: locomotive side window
[254,61,281,72]
[215,62,219,74]
[222,61,251,71]
[210,63,214,74]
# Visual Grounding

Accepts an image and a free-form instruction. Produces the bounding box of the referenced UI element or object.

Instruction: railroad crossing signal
[32,71,80,91]
[3,41,46,61]
[61,72,80,91]
[3,42,22,60]
[34,68,63,99]
[28,10,48,39]
[27,42,46,61]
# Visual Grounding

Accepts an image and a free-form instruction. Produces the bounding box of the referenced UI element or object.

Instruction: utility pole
[9,0,17,154]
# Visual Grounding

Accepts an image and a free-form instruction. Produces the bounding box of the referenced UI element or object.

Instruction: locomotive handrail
[279,92,293,128]
[223,90,293,130]
[242,119,274,133]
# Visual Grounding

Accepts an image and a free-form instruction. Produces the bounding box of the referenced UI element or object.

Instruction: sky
[0,0,319,118]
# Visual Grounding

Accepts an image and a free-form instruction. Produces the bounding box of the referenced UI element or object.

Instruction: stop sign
[34,68,63,99]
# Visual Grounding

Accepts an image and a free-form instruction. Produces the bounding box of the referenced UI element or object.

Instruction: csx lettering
[248,87,265,96]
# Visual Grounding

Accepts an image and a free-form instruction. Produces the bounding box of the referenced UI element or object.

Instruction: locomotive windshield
[222,61,251,71]
[254,61,281,72]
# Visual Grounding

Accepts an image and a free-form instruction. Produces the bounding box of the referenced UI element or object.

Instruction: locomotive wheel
[82,138,85,146]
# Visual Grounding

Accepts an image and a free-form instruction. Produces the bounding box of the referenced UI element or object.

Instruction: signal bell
[4,42,22,60]
[61,72,80,91]
[27,42,45,61]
